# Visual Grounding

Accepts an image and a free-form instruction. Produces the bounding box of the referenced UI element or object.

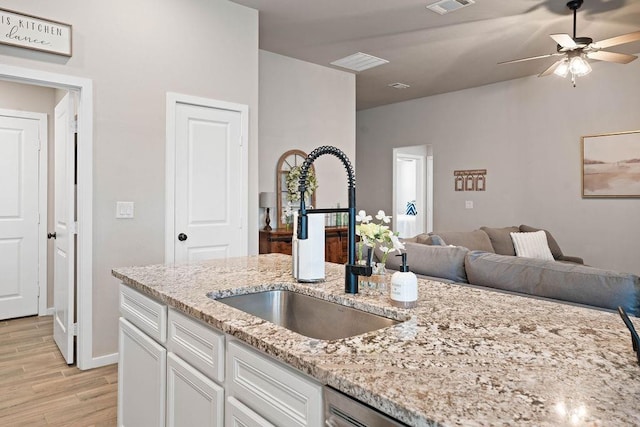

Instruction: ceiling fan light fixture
[554,59,570,77]
[569,55,592,77]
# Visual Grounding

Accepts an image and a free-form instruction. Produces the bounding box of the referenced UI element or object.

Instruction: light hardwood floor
[0,315,118,426]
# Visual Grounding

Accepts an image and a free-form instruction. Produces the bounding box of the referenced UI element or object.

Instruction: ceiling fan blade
[592,30,640,49]
[587,50,638,64]
[538,60,564,77]
[550,33,577,49]
[498,53,561,65]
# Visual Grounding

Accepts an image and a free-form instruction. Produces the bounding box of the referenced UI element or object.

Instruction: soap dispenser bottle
[390,253,417,308]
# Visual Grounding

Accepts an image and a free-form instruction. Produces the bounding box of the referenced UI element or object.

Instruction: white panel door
[53,93,76,364]
[0,113,41,319]
[174,102,247,263]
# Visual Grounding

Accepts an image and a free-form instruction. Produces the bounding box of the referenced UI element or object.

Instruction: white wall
[0,0,259,359]
[357,58,640,275]
[258,50,355,228]
[0,80,56,307]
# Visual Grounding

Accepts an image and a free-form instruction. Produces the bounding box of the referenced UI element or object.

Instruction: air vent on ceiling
[388,82,410,89]
[426,0,475,15]
[330,52,389,72]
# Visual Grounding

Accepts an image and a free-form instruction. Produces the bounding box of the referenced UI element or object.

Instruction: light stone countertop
[112,254,640,427]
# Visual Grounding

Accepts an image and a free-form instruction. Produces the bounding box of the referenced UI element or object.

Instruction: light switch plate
[465,200,473,209]
[116,201,134,218]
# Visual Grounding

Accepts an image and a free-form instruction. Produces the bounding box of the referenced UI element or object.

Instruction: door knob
[47,232,57,239]
[178,233,188,241]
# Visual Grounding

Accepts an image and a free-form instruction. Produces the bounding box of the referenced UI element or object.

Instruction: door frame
[0,108,47,317]
[165,92,249,264]
[0,64,96,370]
[392,145,434,236]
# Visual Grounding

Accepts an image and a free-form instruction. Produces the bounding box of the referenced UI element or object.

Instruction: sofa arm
[556,255,584,264]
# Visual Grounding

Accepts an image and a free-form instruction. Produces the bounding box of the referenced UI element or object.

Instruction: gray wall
[0,0,259,359]
[357,58,640,275]
[0,80,57,308]
[258,50,356,227]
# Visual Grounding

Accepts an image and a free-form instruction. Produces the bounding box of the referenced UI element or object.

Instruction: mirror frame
[276,149,316,230]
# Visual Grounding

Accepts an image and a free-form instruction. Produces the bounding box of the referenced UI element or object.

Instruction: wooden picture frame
[0,8,72,57]
[582,130,640,198]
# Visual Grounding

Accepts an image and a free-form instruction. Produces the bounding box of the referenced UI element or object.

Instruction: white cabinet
[226,339,323,427]
[118,318,167,427]
[118,286,226,427]
[167,352,224,426]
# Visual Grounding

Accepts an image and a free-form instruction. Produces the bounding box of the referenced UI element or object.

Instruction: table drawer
[167,308,225,383]
[119,284,167,343]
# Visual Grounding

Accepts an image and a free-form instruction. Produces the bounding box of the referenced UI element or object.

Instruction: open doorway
[0,64,97,369]
[392,145,433,238]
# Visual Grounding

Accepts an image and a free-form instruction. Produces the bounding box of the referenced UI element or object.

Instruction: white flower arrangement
[286,166,317,203]
[355,209,404,264]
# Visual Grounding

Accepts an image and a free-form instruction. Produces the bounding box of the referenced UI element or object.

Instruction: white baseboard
[79,352,118,370]
[44,307,55,316]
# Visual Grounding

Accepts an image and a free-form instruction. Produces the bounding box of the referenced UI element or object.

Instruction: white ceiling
[230,0,640,110]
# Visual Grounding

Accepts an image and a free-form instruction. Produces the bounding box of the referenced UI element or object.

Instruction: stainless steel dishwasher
[324,387,407,426]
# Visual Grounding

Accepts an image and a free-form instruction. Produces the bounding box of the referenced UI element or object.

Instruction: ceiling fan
[499,0,640,86]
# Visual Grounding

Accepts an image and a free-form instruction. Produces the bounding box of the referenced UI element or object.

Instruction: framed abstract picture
[582,130,640,198]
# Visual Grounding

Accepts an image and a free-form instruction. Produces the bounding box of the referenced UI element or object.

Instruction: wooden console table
[259,227,348,264]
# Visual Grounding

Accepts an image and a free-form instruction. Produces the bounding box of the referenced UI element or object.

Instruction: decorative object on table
[405,200,417,216]
[259,192,276,231]
[581,130,640,198]
[276,150,317,229]
[498,0,640,87]
[390,253,418,308]
[0,8,72,57]
[454,169,487,191]
[355,209,404,293]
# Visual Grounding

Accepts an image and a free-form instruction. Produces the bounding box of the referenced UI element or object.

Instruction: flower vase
[358,262,388,294]
[369,263,388,294]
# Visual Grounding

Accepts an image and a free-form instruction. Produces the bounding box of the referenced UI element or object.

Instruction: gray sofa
[379,225,640,316]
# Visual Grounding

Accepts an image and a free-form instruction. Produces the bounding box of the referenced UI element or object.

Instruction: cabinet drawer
[167,353,224,427]
[226,396,274,427]
[167,308,225,383]
[227,340,322,427]
[120,284,167,343]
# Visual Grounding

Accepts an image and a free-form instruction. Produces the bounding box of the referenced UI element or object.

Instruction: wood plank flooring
[0,316,118,426]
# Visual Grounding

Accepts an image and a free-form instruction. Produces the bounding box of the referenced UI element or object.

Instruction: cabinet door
[118,318,166,427]
[167,353,224,427]
[226,397,274,427]
[227,340,322,427]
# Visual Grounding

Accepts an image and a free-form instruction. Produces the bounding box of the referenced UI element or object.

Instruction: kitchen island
[112,253,640,426]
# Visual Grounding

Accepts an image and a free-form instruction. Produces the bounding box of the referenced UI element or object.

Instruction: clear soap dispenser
[390,253,417,308]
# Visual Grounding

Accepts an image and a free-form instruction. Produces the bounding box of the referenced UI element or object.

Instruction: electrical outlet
[465,200,473,209]
[116,201,134,219]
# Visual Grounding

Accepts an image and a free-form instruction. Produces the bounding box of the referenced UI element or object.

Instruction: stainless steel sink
[215,290,400,340]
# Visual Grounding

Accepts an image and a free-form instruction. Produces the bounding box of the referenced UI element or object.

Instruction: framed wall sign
[582,130,640,198]
[0,8,72,57]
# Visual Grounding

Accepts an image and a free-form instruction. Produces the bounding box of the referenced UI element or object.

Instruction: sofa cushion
[510,230,554,261]
[382,242,469,283]
[480,226,519,255]
[426,230,494,253]
[465,251,640,315]
[415,234,446,246]
[519,224,563,259]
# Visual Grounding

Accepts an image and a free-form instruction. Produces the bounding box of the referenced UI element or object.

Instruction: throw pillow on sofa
[519,224,563,259]
[510,230,554,261]
[378,242,469,283]
[480,226,519,255]
[421,230,494,253]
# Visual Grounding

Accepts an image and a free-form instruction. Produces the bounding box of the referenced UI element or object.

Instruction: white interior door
[53,93,76,364]
[171,100,247,263]
[0,112,42,319]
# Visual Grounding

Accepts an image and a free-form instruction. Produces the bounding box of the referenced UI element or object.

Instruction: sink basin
[215,290,400,340]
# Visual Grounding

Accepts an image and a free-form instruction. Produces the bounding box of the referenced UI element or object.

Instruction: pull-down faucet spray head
[296,146,370,293]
